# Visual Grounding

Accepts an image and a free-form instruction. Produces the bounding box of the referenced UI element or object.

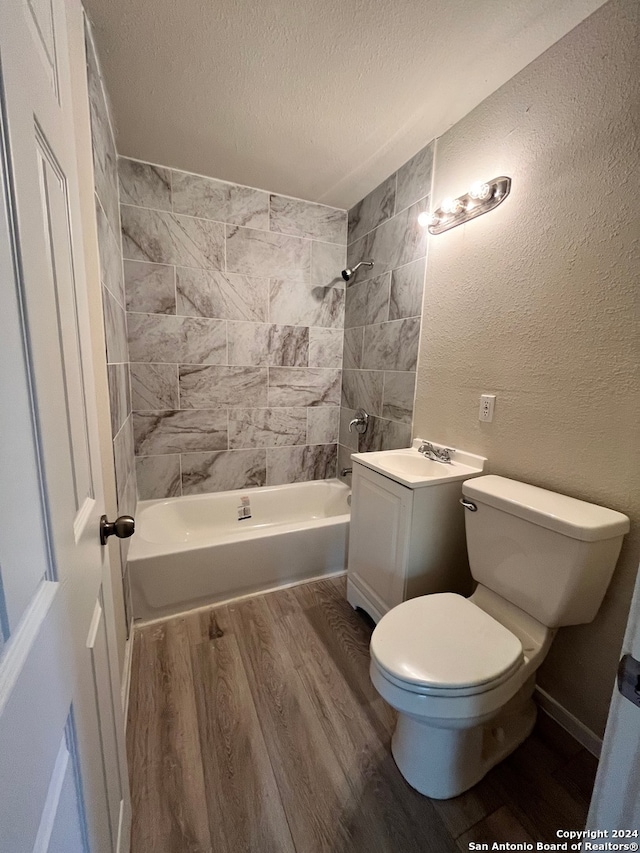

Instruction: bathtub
[128,478,351,620]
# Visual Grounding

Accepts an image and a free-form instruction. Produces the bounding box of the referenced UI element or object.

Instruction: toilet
[369,474,630,800]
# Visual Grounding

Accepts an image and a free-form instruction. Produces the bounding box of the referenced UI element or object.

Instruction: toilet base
[391,682,537,799]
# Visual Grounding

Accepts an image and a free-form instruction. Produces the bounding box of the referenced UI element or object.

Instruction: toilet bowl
[370,475,629,799]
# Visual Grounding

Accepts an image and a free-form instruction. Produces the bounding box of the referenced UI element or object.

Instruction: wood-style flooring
[127,576,598,853]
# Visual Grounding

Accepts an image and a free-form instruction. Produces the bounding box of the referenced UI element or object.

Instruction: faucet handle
[348,409,369,434]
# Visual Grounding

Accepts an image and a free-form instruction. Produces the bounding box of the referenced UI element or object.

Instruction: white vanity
[346,440,487,623]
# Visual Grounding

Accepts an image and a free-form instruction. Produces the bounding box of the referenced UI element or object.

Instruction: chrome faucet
[418,442,454,464]
[348,409,369,434]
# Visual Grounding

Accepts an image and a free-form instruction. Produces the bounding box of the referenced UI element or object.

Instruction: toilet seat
[370,593,524,697]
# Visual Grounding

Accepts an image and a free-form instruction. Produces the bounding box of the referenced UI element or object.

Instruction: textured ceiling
[84,0,607,209]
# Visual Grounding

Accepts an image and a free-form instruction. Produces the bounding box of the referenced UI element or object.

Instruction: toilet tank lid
[462,475,630,542]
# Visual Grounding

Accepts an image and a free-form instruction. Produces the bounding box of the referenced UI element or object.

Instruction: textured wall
[413,0,639,737]
[85,22,137,627]
[119,159,347,498]
[338,142,433,478]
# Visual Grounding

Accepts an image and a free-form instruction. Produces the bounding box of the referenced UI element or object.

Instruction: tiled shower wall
[118,158,348,498]
[85,22,136,620]
[338,141,434,475]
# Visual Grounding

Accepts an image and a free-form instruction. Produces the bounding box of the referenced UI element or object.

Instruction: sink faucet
[418,442,454,464]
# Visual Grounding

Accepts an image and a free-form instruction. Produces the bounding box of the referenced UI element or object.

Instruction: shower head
[341,259,374,282]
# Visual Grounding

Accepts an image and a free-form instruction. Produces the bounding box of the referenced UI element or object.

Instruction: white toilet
[369,474,630,800]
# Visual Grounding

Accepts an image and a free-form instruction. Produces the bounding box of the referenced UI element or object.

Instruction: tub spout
[341,467,352,477]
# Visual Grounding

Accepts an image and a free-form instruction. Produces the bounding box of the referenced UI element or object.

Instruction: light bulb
[418,211,438,227]
[468,181,491,200]
[440,197,463,215]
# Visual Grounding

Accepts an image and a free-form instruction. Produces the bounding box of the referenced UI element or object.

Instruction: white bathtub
[128,479,351,620]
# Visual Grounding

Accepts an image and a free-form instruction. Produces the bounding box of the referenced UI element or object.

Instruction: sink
[351,439,487,488]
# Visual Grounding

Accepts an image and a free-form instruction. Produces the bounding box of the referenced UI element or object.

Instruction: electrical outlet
[479,394,496,422]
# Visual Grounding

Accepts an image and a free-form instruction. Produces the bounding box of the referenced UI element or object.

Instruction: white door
[0,0,129,851]
[587,562,640,830]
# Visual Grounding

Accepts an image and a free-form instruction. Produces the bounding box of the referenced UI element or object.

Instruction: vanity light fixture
[422,176,511,235]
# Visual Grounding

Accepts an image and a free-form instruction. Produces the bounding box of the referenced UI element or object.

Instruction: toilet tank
[462,475,630,628]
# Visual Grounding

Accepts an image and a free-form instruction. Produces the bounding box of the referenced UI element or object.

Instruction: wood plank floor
[127,576,598,853]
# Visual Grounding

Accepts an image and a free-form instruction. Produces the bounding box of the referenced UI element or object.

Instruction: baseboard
[534,686,603,758]
[121,631,134,726]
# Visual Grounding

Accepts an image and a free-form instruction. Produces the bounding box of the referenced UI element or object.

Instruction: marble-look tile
[309,328,343,368]
[307,407,339,444]
[121,205,224,270]
[113,416,135,498]
[346,198,430,285]
[348,174,396,244]
[266,444,337,486]
[118,466,137,518]
[118,469,138,565]
[179,365,268,408]
[136,455,182,500]
[382,371,416,424]
[228,323,309,367]
[118,158,172,210]
[133,410,228,455]
[395,142,434,213]
[344,273,390,328]
[226,226,310,280]
[130,363,179,410]
[390,258,425,320]
[228,408,307,449]
[227,321,269,366]
[103,286,128,364]
[85,24,120,236]
[96,197,125,306]
[339,407,359,451]
[107,363,130,437]
[172,171,269,228]
[341,369,383,414]
[311,241,346,289]
[124,261,176,315]
[176,268,268,322]
[343,327,364,370]
[269,280,344,328]
[268,368,341,407]
[358,415,411,453]
[181,449,266,494]
[362,318,420,371]
[337,443,354,480]
[127,314,227,364]
[270,195,346,244]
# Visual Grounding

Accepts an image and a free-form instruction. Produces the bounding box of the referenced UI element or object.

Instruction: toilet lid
[371,594,523,691]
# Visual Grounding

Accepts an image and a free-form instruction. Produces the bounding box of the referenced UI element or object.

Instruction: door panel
[87,594,124,848]
[0,115,52,636]
[0,0,129,849]
[34,126,94,513]
[33,715,89,853]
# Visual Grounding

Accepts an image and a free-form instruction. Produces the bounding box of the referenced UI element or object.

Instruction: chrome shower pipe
[341,259,374,282]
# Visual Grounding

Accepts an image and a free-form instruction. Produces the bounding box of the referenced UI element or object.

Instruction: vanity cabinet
[346,461,474,623]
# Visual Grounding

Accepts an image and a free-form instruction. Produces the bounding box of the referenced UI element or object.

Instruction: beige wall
[414,0,639,738]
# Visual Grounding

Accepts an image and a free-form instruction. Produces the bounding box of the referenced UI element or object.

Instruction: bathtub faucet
[341,468,352,477]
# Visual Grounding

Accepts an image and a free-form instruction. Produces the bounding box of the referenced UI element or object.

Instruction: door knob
[100,514,135,546]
